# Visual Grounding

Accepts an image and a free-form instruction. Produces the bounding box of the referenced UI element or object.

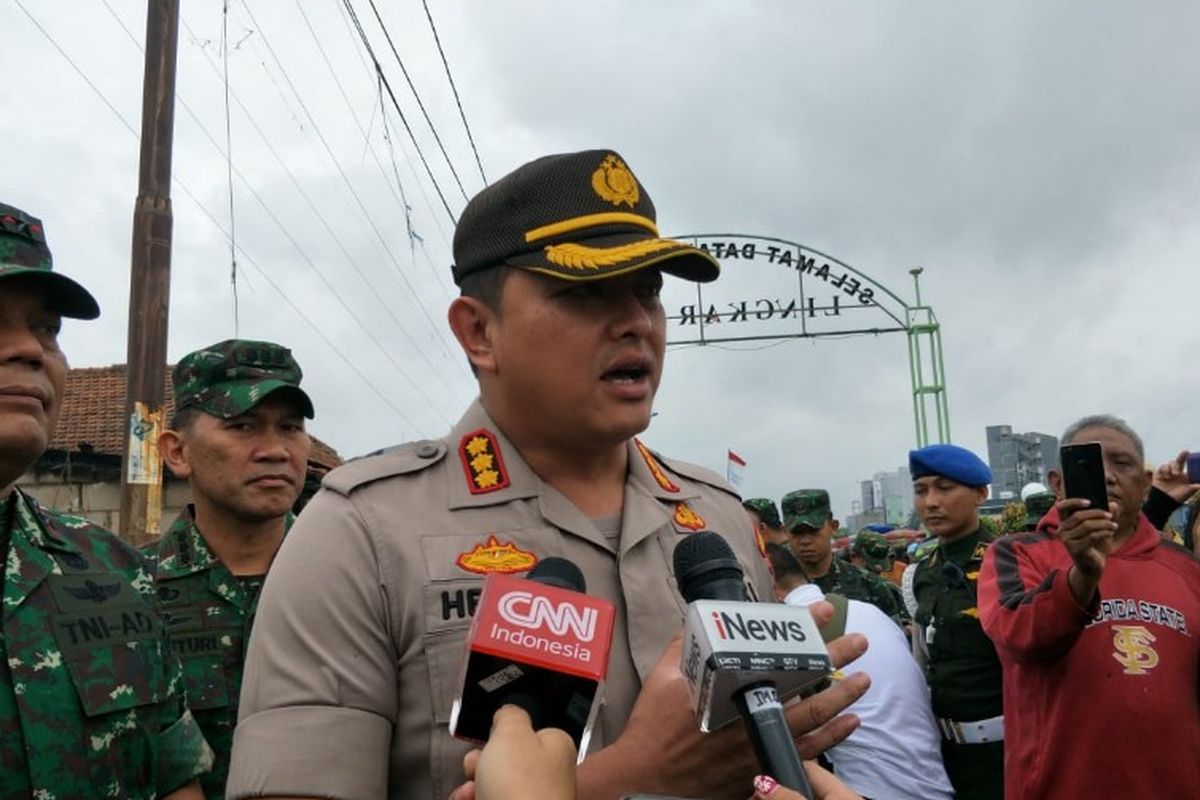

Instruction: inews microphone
[674,532,832,795]
[449,557,616,756]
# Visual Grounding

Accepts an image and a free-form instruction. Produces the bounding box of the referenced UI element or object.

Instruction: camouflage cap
[852,530,894,572]
[742,498,782,530]
[452,149,719,286]
[1024,491,1056,527]
[0,202,99,319]
[172,339,313,420]
[781,489,832,532]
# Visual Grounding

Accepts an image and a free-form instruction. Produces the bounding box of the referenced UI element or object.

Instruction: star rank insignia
[459,429,510,494]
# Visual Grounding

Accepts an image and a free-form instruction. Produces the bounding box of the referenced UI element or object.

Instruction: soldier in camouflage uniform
[850,530,894,576]
[1022,491,1056,532]
[0,202,211,798]
[742,496,788,546]
[781,489,909,627]
[147,340,313,799]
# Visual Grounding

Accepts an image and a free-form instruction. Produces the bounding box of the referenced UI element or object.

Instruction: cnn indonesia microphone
[674,531,832,795]
[449,557,616,756]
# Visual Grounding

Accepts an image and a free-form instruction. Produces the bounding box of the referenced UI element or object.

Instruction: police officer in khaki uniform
[227,150,869,800]
[908,444,1003,800]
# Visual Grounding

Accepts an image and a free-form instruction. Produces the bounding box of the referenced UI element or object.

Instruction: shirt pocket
[423,629,475,800]
[51,611,168,793]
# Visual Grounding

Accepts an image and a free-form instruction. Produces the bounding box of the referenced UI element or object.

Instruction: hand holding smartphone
[1060,442,1109,513]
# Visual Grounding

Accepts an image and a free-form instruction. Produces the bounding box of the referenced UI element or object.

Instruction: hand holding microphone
[453,705,578,800]
[449,557,616,750]
[673,531,827,796]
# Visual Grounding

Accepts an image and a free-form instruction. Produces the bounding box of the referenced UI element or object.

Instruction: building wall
[16,472,192,538]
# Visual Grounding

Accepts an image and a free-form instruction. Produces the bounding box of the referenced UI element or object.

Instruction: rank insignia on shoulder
[673,502,706,532]
[455,535,538,575]
[459,429,510,494]
[635,438,679,493]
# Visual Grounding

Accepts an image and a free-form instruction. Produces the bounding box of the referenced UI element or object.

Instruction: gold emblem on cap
[544,239,679,271]
[591,155,640,208]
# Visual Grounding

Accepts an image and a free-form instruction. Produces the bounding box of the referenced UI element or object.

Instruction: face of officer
[1066,425,1149,535]
[455,267,666,452]
[788,518,837,572]
[913,475,987,542]
[160,394,311,524]
[0,280,67,490]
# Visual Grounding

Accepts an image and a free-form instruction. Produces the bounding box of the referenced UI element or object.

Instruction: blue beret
[909,444,992,487]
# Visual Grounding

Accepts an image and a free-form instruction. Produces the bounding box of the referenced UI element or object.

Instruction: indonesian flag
[726,449,747,490]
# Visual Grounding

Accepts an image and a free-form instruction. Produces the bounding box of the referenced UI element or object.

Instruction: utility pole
[120,0,180,545]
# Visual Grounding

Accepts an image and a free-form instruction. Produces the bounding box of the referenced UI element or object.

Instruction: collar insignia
[971,542,989,561]
[459,429,510,494]
[591,154,640,207]
[455,535,538,575]
[673,502,706,532]
[635,438,679,493]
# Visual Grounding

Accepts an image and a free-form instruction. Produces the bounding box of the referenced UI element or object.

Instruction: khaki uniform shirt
[227,400,772,799]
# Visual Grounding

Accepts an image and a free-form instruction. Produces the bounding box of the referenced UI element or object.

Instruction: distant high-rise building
[846,466,913,531]
[986,425,1059,500]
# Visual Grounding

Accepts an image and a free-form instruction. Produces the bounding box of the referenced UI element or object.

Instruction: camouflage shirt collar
[153,504,295,579]
[7,489,87,555]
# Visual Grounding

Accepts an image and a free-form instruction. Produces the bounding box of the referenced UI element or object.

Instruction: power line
[362,0,472,202]
[26,0,427,432]
[102,0,464,413]
[235,0,469,378]
[339,0,458,225]
[221,0,240,335]
[418,0,487,185]
[292,0,453,298]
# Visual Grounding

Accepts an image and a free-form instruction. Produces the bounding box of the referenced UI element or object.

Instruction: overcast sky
[3,1,1197,520]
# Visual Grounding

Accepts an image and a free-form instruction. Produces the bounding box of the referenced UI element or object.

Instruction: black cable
[362,0,471,202]
[238,0,467,372]
[419,0,487,184]
[339,0,458,225]
[221,0,240,336]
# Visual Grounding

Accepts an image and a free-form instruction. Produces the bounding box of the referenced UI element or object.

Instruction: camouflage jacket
[144,506,292,800]
[813,556,910,627]
[0,489,212,799]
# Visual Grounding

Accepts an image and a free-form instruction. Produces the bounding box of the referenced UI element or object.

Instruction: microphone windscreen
[673,531,745,603]
[527,556,587,593]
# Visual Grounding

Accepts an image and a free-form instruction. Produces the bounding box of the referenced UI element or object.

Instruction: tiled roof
[49,364,342,469]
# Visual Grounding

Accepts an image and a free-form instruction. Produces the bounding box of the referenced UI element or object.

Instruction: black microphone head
[526,557,586,593]
[673,531,747,603]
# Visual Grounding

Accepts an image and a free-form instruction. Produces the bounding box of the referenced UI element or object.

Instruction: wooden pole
[120,0,179,545]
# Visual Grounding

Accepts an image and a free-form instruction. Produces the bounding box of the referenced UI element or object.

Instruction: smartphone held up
[1060,442,1109,513]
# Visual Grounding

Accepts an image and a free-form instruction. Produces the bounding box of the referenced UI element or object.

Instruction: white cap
[1020,482,1049,501]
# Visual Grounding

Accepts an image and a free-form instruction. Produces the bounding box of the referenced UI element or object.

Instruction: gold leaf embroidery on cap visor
[543,239,681,271]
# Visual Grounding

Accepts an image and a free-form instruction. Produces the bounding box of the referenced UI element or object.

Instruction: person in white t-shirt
[767,544,953,800]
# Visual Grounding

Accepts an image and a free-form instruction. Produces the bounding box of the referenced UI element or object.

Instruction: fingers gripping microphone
[449,557,615,756]
[674,532,831,796]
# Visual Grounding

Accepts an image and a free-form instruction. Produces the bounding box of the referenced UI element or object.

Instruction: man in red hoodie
[978,414,1200,799]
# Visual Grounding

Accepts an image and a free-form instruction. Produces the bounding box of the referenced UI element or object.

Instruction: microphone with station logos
[449,557,616,756]
[674,532,832,796]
